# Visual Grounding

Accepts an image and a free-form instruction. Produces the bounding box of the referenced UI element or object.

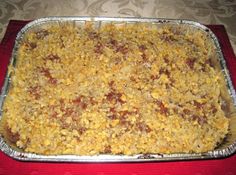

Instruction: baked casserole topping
[0,22,229,155]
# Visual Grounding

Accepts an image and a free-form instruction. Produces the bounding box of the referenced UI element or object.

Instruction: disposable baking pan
[0,17,236,162]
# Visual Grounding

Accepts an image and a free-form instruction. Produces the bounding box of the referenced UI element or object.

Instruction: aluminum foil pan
[0,17,236,162]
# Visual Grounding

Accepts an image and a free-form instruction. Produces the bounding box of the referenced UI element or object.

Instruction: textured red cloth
[0,20,236,175]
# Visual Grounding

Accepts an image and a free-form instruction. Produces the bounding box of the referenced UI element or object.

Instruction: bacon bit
[88,31,100,39]
[211,105,217,114]
[116,44,128,54]
[156,101,168,115]
[40,68,51,78]
[119,117,131,126]
[108,80,115,89]
[89,97,97,105]
[6,127,19,144]
[183,109,191,115]
[110,39,118,46]
[75,100,87,109]
[107,107,117,119]
[186,58,196,69]
[191,115,207,125]
[163,57,169,64]
[64,108,74,116]
[193,101,205,109]
[161,34,174,42]
[105,91,125,104]
[40,68,57,85]
[45,54,61,61]
[159,68,170,78]
[110,107,116,114]
[78,127,87,135]
[106,92,117,101]
[119,110,133,118]
[49,78,57,84]
[139,45,147,51]
[35,29,49,39]
[24,42,37,50]
[28,86,41,100]
[139,45,148,61]
[104,145,112,153]
[60,121,69,129]
[94,42,103,54]
[73,96,88,110]
[150,74,159,80]
[73,96,82,104]
[107,114,117,120]
[141,53,148,61]
[51,111,58,118]
[136,122,152,133]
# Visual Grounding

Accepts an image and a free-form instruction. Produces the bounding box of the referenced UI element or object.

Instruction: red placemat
[0,20,236,175]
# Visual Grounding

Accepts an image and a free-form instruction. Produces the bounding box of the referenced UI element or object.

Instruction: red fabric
[0,20,236,175]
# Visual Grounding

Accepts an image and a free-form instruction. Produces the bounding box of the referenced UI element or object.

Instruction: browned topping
[104,145,112,153]
[45,54,61,61]
[29,42,37,49]
[6,127,19,144]
[24,42,37,50]
[205,58,214,67]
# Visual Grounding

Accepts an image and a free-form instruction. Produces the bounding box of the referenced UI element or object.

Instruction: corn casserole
[0,22,230,155]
